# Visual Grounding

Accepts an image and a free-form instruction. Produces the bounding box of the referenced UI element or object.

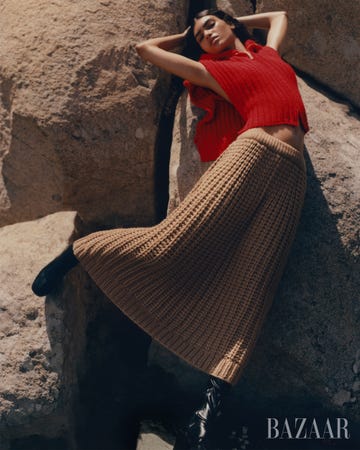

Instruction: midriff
[257,124,305,152]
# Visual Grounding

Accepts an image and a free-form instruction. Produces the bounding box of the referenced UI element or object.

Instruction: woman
[32,9,308,449]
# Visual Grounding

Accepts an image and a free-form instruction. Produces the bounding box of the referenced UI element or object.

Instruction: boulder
[0,212,79,448]
[217,0,254,16]
[0,0,188,228]
[255,0,360,108]
[151,73,360,429]
[241,76,360,423]
[167,95,213,216]
[0,1,191,446]
[136,420,175,450]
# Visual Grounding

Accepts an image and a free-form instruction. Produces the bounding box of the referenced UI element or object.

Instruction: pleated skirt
[73,129,306,385]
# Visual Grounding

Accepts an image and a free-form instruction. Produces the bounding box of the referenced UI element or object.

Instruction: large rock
[255,0,360,108]
[244,76,360,422]
[167,96,212,215]
[136,420,174,450]
[217,0,254,16]
[0,2,192,447]
[0,0,187,227]
[151,73,360,429]
[0,212,80,449]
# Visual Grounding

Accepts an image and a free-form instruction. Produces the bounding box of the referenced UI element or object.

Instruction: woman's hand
[235,11,288,52]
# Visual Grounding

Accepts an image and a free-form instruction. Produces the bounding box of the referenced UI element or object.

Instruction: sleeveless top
[183,40,309,162]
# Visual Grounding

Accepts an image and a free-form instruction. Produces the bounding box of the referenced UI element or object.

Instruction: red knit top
[184,40,309,162]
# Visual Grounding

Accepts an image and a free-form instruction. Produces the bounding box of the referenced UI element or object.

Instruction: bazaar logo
[266,417,350,440]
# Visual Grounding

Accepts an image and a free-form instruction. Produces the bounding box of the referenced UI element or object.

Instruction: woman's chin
[205,44,227,54]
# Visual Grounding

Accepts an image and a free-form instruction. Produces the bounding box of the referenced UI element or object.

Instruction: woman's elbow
[279,10,288,23]
[137,42,155,62]
[135,42,146,56]
[271,11,288,27]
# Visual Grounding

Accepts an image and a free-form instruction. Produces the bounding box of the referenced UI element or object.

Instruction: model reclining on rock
[32,8,308,449]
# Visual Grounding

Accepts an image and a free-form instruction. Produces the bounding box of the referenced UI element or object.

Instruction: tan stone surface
[254,77,360,420]
[0,0,187,227]
[217,0,254,16]
[256,0,360,107]
[167,93,212,215]
[136,420,174,450]
[0,1,189,445]
[0,212,77,444]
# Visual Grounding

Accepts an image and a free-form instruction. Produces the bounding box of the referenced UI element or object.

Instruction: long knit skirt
[73,128,306,386]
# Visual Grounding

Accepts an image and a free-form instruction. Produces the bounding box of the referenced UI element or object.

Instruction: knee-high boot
[174,375,232,449]
[32,244,79,296]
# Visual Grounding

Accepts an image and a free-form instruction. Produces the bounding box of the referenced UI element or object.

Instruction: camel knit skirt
[73,129,306,386]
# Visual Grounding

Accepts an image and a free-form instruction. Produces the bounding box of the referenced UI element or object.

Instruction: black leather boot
[32,244,79,296]
[174,376,231,450]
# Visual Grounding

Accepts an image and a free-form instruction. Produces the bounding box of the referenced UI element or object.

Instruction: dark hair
[184,9,253,60]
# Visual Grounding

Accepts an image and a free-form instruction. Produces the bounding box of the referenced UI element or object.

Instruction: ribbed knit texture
[184,40,309,162]
[73,130,306,385]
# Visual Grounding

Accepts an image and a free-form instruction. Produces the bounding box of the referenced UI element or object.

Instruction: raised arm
[135,31,227,98]
[235,11,288,52]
